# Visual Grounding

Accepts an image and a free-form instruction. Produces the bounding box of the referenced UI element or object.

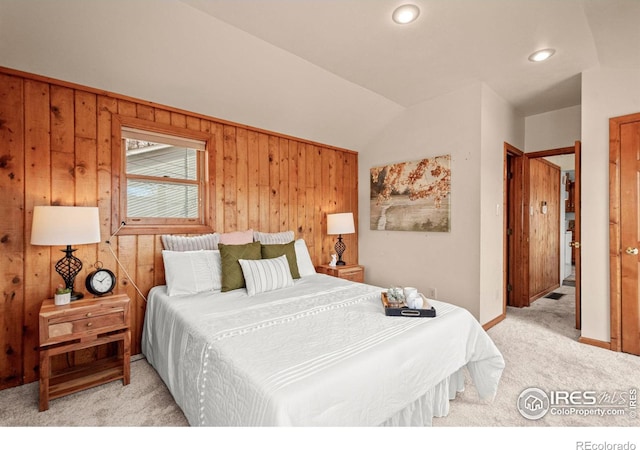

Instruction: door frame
[504,142,581,327]
[525,143,581,328]
[609,112,640,352]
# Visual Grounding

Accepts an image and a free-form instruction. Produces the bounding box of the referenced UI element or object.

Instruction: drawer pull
[86,322,93,327]
[86,312,92,317]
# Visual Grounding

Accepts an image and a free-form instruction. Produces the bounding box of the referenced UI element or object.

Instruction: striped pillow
[238,255,294,296]
[161,233,220,251]
[253,230,294,244]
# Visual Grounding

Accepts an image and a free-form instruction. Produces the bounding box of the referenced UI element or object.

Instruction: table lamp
[31,206,101,300]
[327,212,355,266]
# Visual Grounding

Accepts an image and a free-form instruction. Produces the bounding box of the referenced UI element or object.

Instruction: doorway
[504,141,582,328]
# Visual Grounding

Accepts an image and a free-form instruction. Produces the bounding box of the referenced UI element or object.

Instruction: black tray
[381,292,436,317]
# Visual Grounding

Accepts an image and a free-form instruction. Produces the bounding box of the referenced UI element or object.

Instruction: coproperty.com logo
[517,387,638,420]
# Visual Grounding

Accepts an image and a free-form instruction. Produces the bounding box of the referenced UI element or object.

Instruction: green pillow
[219,241,262,292]
[261,241,300,279]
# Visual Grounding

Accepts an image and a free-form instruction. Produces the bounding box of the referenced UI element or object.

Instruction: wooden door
[528,158,561,301]
[504,144,527,308]
[506,152,516,307]
[610,113,640,355]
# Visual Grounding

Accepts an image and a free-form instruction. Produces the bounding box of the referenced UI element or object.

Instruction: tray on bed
[381,292,437,317]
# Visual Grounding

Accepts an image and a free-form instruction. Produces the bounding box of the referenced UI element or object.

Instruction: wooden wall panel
[0,67,359,389]
[0,73,25,389]
[23,80,51,382]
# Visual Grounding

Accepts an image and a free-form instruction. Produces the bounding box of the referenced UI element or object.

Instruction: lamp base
[334,235,347,266]
[55,245,84,301]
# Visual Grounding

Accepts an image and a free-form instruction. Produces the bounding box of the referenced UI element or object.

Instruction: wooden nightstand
[38,293,131,411]
[316,264,365,283]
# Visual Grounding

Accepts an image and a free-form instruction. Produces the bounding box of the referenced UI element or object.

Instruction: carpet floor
[2,283,638,431]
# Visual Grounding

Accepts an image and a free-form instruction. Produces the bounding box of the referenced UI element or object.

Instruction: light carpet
[1,284,638,428]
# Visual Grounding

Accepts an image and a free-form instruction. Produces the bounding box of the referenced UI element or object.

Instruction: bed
[141,235,504,426]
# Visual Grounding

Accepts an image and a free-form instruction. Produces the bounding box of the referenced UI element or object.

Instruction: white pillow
[294,239,316,277]
[239,255,294,296]
[253,230,295,244]
[162,250,222,296]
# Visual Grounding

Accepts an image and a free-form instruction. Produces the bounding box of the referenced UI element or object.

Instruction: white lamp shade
[327,212,355,235]
[31,206,101,246]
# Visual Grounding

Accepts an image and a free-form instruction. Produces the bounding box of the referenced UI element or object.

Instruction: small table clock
[86,266,117,296]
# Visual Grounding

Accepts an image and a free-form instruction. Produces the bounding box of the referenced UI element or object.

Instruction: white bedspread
[141,274,504,426]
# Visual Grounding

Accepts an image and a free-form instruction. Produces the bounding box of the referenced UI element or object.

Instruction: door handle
[570,241,581,248]
[625,247,638,255]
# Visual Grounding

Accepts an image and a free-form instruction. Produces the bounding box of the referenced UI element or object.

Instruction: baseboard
[529,283,561,303]
[578,336,612,350]
[483,313,506,331]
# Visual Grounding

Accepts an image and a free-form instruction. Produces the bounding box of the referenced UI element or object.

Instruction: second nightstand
[316,264,365,283]
[38,293,131,411]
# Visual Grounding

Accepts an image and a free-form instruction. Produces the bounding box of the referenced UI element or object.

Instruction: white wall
[358,83,482,316]
[524,105,581,152]
[0,0,402,151]
[359,82,523,321]
[479,84,525,323]
[581,67,640,342]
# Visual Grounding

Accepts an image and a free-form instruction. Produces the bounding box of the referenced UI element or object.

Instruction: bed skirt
[380,368,465,426]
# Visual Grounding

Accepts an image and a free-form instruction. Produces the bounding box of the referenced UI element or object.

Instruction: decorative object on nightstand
[329,254,337,267]
[30,206,101,301]
[86,262,117,297]
[38,293,131,411]
[53,285,71,306]
[327,212,355,266]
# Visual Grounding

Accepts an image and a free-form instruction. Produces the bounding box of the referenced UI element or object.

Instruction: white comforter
[142,274,504,426]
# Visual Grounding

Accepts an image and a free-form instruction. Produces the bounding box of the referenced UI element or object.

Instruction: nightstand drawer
[39,294,129,346]
[316,264,364,283]
[339,268,364,282]
[47,310,126,340]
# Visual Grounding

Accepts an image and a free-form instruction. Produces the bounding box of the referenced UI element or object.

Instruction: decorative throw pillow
[253,230,295,245]
[219,241,262,292]
[294,239,316,277]
[261,241,300,279]
[239,255,294,296]
[162,250,222,296]
[161,233,220,251]
[219,229,254,245]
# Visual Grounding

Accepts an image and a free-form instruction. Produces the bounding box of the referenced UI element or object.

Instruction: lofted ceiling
[182,0,640,116]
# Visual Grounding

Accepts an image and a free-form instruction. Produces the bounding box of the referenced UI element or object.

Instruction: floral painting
[370,155,451,232]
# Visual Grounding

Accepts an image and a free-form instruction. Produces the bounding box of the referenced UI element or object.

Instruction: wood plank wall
[0,67,359,390]
[528,158,560,300]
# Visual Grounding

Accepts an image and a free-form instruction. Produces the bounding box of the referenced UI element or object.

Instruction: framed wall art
[370,154,451,232]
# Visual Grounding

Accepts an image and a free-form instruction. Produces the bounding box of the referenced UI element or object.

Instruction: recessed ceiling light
[528,48,556,62]
[392,4,420,24]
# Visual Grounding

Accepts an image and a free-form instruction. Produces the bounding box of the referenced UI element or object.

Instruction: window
[112,116,212,235]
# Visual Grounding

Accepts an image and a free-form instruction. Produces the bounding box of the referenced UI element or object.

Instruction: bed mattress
[141,274,504,426]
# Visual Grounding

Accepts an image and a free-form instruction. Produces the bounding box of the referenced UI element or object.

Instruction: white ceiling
[182,0,640,116]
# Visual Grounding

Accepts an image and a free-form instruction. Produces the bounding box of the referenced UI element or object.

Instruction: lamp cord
[106,221,148,303]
